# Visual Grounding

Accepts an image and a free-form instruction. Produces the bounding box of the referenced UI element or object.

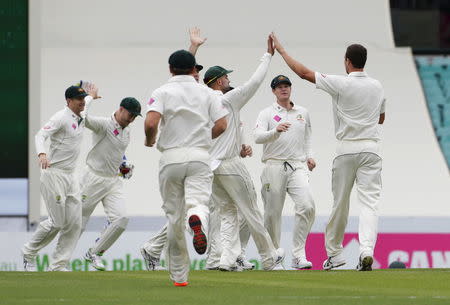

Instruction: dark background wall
[0,0,28,178]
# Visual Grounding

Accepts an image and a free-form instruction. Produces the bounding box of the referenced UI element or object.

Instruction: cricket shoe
[140,247,164,271]
[323,254,346,270]
[266,248,285,270]
[292,257,313,270]
[23,255,36,272]
[48,267,71,272]
[84,248,106,271]
[219,265,243,272]
[236,256,255,270]
[356,255,373,271]
[188,215,207,255]
[205,265,220,270]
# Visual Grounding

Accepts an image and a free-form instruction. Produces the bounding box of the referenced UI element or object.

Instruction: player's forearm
[188,43,200,56]
[378,113,385,124]
[254,128,280,144]
[145,126,158,147]
[212,117,227,139]
[278,49,315,83]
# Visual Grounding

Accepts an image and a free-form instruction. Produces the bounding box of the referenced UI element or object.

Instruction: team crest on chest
[273,115,281,122]
[113,129,119,136]
[296,114,304,121]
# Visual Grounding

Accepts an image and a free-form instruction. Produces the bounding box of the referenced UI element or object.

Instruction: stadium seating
[415,55,450,168]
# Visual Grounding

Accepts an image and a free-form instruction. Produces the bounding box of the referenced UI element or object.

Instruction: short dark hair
[169,66,194,75]
[345,44,367,69]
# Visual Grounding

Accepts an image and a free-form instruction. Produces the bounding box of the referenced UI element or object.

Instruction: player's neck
[347,67,364,73]
[277,99,292,110]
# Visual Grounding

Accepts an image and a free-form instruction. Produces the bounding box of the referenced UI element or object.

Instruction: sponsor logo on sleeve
[147,98,155,105]
[43,125,51,130]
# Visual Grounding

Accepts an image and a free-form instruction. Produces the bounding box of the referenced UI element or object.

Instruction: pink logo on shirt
[71,123,77,130]
[273,115,282,122]
[43,126,51,130]
[113,129,119,136]
[147,98,155,105]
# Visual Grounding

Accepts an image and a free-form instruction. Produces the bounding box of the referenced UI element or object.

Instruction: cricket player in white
[271,33,386,271]
[254,75,316,270]
[79,94,141,271]
[144,49,228,286]
[140,28,253,271]
[22,85,99,271]
[203,35,285,271]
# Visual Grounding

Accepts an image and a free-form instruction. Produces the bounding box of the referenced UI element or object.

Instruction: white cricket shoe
[266,248,285,270]
[140,247,164,271]
[272,263,286,270]
[323,253,346,270]
[84,248,106,271]
[219,265,243,272]
[23,256,36,272]
[292,257,313,270]
[236,256,255,270]
[48,267,71,272]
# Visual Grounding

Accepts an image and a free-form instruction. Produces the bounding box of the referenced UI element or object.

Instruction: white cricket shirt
[35,98,89,171]
[84,105,130,177]
[209,52,272,168]
[254,102,313,162]
[147,75,228,167]
[315,71,386,156]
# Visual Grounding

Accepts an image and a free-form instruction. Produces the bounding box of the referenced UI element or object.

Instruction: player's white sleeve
[146,89,164,115]
[35,114,62,156]
[224,53,272,111]
[380,97,386,113]
[253,110,280,144]
[83,96,109,133]
[209,95,229,122]
[315,72,346,96]
[304,111,313,159]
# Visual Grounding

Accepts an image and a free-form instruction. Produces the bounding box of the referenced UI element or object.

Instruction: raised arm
[224,35,274,110]
[82,83,107,133]
[271,33,316,84]
[188,27,207,56]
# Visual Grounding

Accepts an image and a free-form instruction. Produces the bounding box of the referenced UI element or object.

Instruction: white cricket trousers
[261,160,315,259]
[80,169,127,255]
[141,197,248,269]
[213,158,278,270]
[325,152,382,258]
[160,161,212,283]
[22,168,81,270]
[205,203,250,268]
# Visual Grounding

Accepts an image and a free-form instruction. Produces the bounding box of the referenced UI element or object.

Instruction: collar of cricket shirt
[66,106,81,122]
[348,71,367,78]
[273,101,297,112]
[111,112,125,130]
[168,75,196,83]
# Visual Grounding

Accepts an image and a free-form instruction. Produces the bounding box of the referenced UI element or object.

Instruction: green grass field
[1,270,449,305]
